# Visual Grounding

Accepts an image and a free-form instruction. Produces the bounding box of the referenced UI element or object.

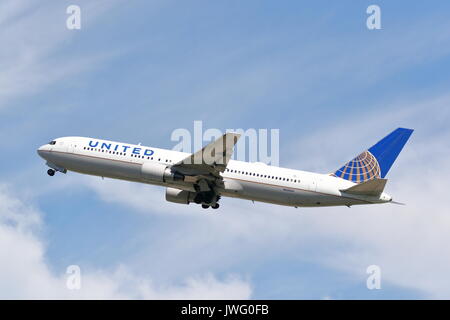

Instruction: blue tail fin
[332,128,414,183]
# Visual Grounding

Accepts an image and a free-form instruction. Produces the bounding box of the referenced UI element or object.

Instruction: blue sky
[1,0,450,299]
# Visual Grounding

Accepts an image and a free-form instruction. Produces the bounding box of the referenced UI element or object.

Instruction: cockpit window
[49,140,56,145]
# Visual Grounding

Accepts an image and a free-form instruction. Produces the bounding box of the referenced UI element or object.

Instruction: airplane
[37,128,413,210]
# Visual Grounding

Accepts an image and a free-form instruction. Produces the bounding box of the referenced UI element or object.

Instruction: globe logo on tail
[332,151,381,183]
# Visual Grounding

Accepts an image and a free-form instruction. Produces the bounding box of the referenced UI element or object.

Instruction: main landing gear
[47,169,55,176]
[201,203,220,209]
[192,188,221,210]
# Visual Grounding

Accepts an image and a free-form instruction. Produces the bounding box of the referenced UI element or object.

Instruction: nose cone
[37,145,50,159]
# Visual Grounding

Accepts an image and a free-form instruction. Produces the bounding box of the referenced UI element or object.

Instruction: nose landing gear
[45,162,67,176]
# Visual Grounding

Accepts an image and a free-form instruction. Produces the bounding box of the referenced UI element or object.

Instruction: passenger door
[67,142,74,154]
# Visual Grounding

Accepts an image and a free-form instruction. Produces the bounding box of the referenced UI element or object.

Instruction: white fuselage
[37,137,392,208]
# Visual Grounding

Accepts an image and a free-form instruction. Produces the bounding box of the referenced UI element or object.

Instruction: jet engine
[165,187,193,204]
[141,162,184,183]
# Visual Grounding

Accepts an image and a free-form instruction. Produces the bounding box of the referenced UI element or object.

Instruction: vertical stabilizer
[332,128,413,183]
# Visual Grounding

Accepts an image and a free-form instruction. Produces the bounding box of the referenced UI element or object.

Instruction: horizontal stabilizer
[341,178,387,196]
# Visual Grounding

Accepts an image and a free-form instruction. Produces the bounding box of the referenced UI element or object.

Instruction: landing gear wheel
[211,203,220,209]
[47,169,55,176]
[201,204,210,209]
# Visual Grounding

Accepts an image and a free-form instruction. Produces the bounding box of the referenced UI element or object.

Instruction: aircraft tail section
[332,128,414,183]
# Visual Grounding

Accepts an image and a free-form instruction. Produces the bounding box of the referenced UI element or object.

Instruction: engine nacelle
[165,187,193,204]
[141,162,184,183]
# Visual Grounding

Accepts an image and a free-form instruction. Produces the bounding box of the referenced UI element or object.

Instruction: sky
[1,0,450,299]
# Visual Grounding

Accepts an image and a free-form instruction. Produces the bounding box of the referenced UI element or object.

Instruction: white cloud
[0,184,251,299]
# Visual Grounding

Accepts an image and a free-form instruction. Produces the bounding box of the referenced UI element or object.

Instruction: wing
[172,132,241,179]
